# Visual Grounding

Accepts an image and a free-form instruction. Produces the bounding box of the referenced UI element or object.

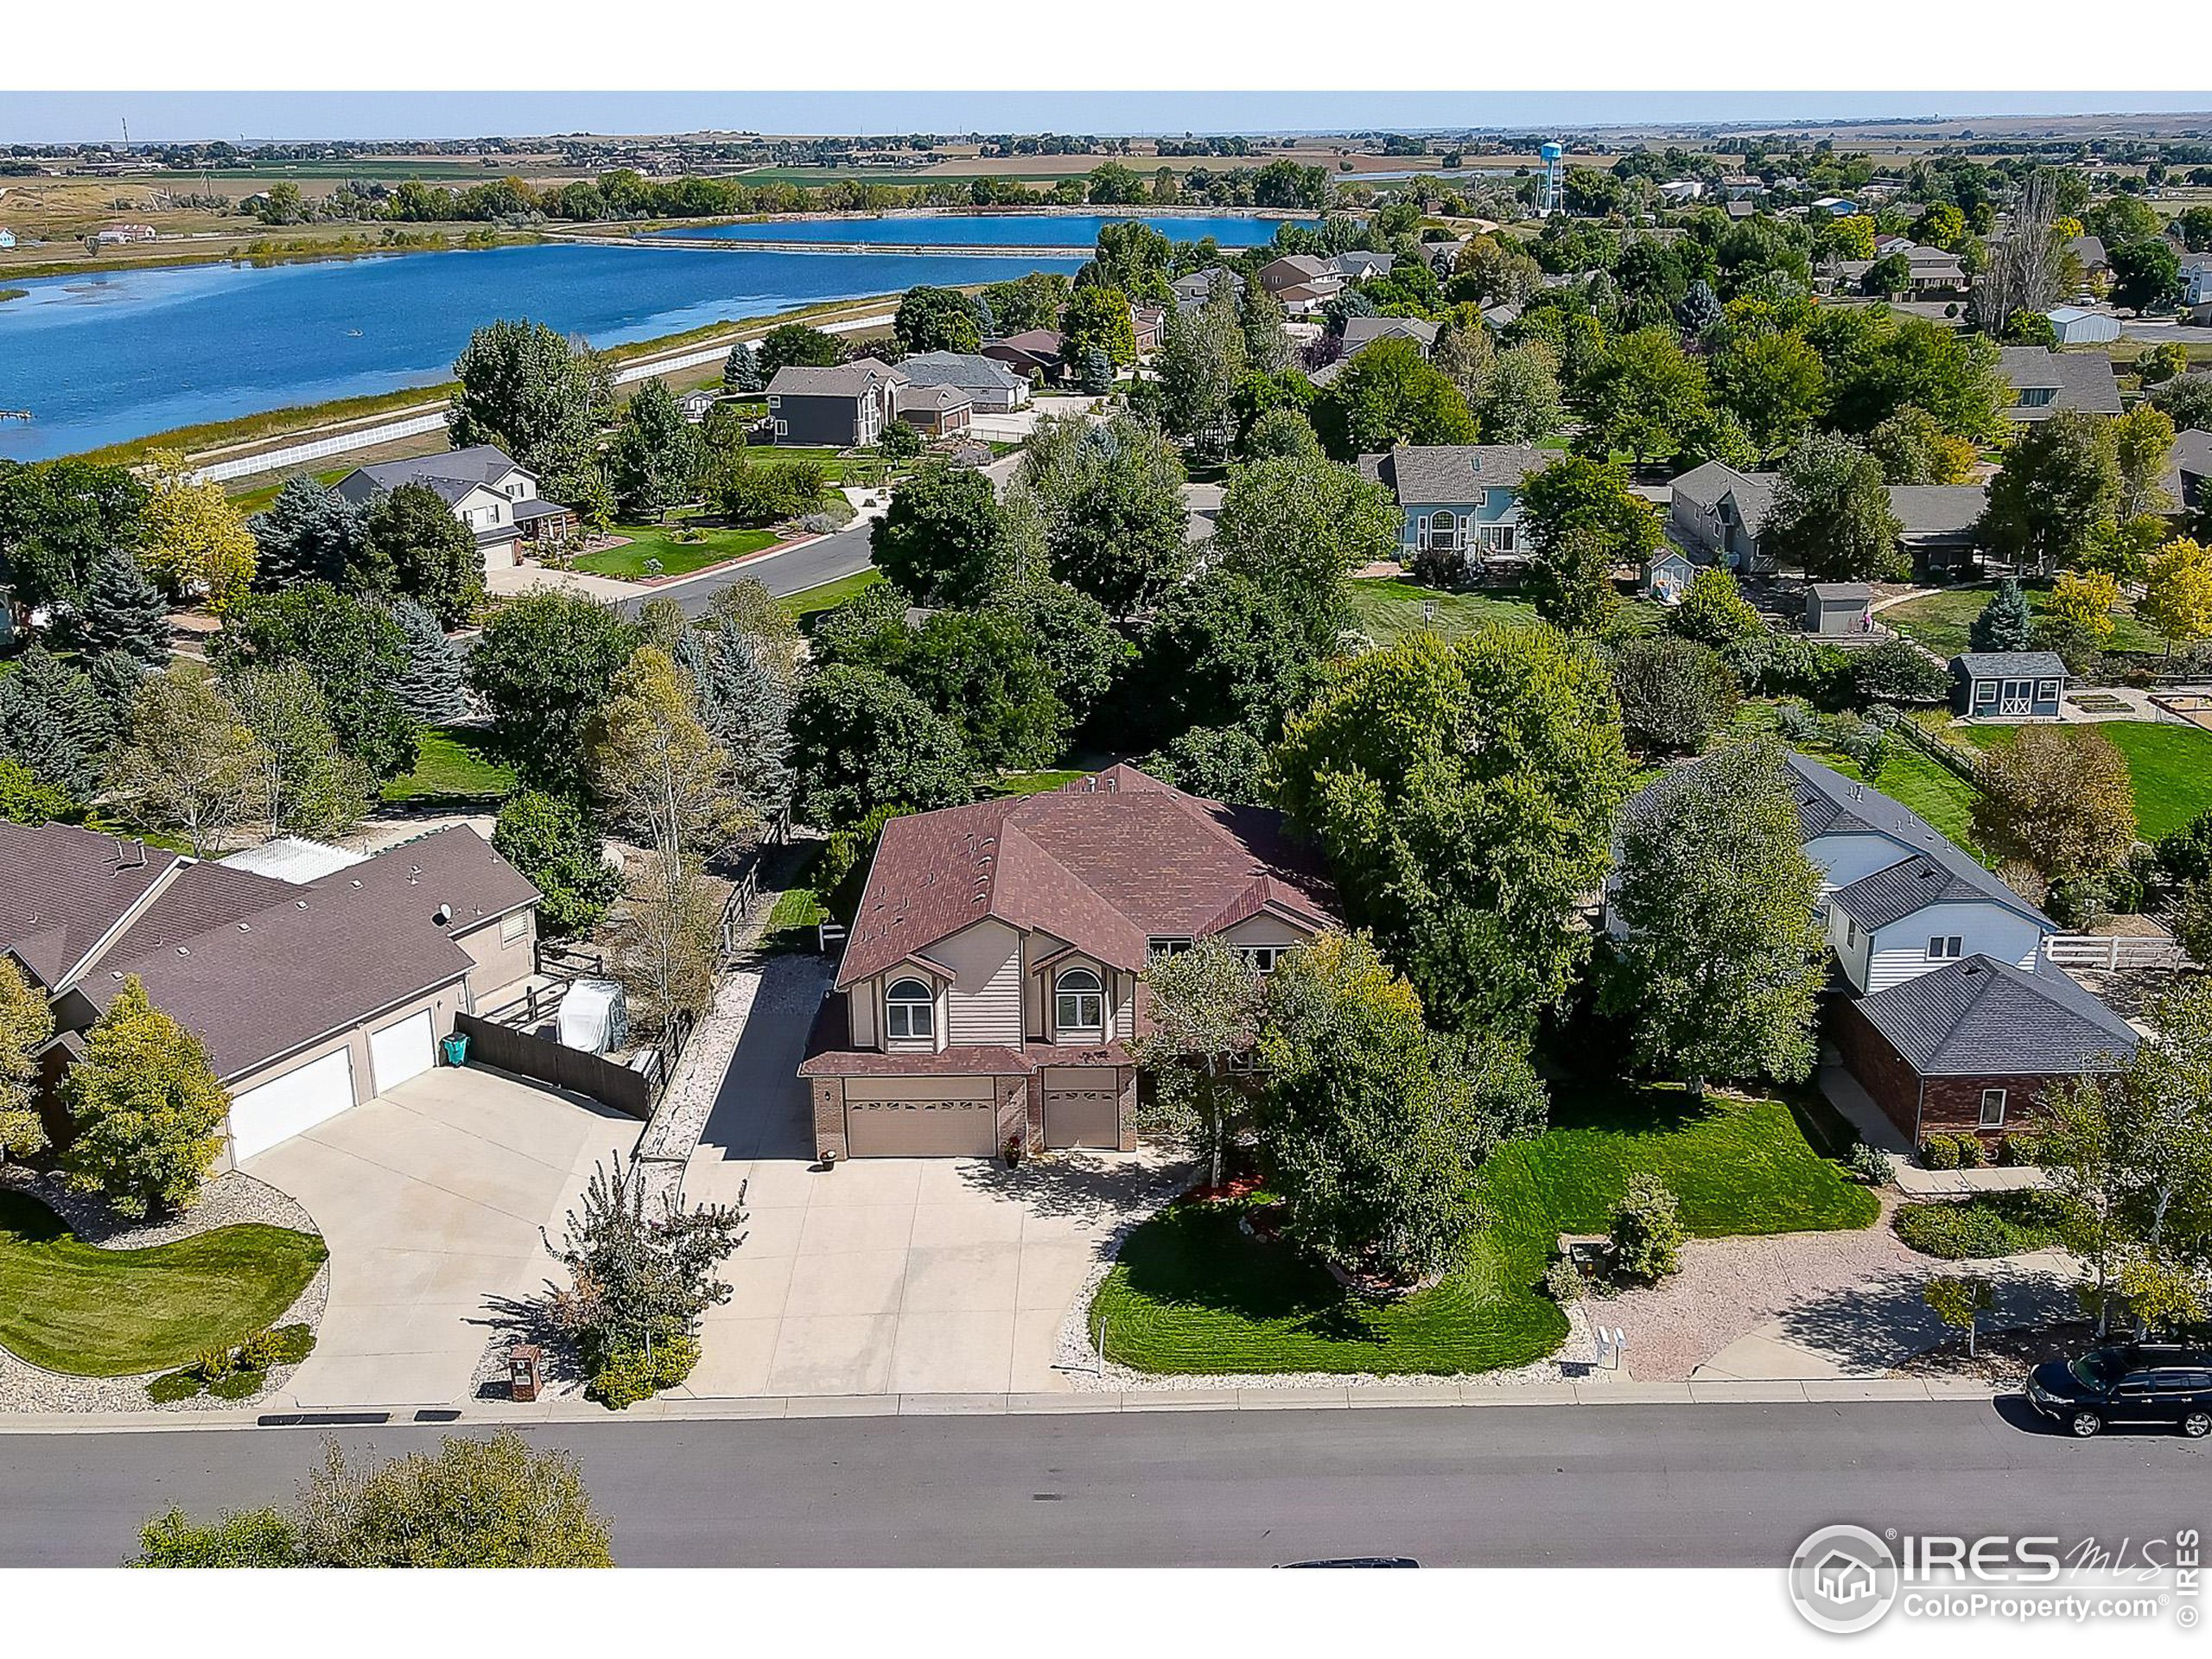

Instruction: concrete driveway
[244,1067,640,1408]
[680,957,1178,1398]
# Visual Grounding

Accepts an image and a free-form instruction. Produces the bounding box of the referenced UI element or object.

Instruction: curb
[0,1376,2005,1436]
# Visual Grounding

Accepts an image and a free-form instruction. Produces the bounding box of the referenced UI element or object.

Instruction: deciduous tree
[1764,432,1905,581]
[1970,726,2137,892]
[1311,336,1478,460]
[1518,456,1661,631]
[493,790,620,941]
[60,977,228,1219]
[893,284,983,355]
[1977,410,2121,577]
[868,463,1007,606]
[363,483,486,627]
[465,589,638,793]
[138,451,257,612]
[1611,635,1738,755]
[606,380,707,523]
[215,586,417,781]
[788,664,971,828]
[110,669,268,858]
[2140,538,2212,658]
[1135,938,1267,1191]
[1015,415,1191,616]
[447,319,615,528]
[0,956,54,1163]
[225,662,374,842]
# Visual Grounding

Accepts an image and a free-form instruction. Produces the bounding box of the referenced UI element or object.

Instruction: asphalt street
[616,518,878,620]
[2,1399,2202,1567]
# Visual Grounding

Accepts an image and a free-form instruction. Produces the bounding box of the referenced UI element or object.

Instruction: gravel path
[0,1169,328,1414]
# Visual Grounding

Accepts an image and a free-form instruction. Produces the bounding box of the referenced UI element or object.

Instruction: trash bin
[441,1032,469,1067]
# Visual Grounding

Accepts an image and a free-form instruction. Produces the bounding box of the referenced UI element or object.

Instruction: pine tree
[247,475,370,589]
[1969,578,2037,652]
[674,619,793,819]
[721,342,763,394]
[74,547,171,668]
[0,646,109,798]
[388,600,472,725]
[84,650,150,749]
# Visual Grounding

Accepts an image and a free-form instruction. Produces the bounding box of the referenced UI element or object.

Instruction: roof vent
[351,879,362,887]
[238,922,250,931]
[407,863,423,884]
[296,899,309,908]
[175,945,188,957]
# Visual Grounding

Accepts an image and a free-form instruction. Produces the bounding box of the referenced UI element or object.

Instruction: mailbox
[508,1344,543,1402]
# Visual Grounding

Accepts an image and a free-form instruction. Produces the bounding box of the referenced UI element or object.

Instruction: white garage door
[369,1009,435,1095]
[229,1047,357,1161]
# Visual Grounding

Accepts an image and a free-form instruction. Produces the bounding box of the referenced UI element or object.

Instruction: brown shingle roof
[836,766,1338,988]
[0,822,180,988]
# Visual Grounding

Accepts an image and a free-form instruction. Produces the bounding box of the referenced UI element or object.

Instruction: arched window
[1427,509,1456,547]
[885,977,934,1040]
[1055,967,1103,1034]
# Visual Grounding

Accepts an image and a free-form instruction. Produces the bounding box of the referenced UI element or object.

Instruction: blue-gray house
[1952,652,2068,720]
[1358,444,1551,575]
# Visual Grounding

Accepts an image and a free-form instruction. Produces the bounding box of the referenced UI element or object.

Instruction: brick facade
[1832,998,2069,1144]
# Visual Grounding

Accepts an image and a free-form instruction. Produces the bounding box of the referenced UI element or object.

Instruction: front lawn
[380,724,517,807]
[1955,720,2212,840]
[1884,582,2165,661]
[0,1192,327,1377]
[1089,1085,1878,1376]
[781,569,885,622]
[573,521,780,579]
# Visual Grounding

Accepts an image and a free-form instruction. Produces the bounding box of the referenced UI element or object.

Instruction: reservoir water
[652,213,1293,247]
[0,238,1089,462]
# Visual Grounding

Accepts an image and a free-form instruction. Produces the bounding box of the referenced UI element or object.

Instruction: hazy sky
[6,91,2211,144]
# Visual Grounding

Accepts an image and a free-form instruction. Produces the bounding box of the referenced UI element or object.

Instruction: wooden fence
[454,1012,658,1120]
[2044,933,2190,972]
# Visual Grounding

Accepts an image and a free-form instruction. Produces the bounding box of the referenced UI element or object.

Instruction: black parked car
[2025,1344,2212,1437]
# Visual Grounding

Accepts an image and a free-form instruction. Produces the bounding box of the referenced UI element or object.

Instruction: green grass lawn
[1955,720,2212,840]
[0,1192,327,1376]
[1884,582,2165,661]
[1090,1085,1877,1376]
[1824,741,1987,856]
[988,769,1090,798]
[1347,577,1665,646]
[574,521,780,579]
[781,569,885,621]
[379,725,517,808]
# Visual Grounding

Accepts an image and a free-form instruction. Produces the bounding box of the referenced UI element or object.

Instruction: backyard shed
[1952,651,2068,720]
[1804,582,1874,637]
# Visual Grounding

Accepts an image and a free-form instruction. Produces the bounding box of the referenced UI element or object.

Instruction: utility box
[508,1344,543,1402]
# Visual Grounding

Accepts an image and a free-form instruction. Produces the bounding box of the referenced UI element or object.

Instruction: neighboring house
[1423,238,1469,274]
[677,389,721,423]
[1833,954,2136,1145]
[1952,651,2068,721]
[2046,305,2120,345]
[763,357,906,447]
[1669,461,1779,575]
[2186,264,2212,320]
[2067,234,2110,279]
[1479,300,1523,331]
[980,328,1065,383]
[1834,242,1966,295]
[1826,848,2055,995]
[1338,315,1440,359]
[1170,267,1244,312]
[94,223,157,245]
[1272,281,1338,316]
[896,350,1032,413]
[1,822,540,1169]
[332,445,575,574]
[798,766,1339,1160]
[1891,484,1989,579]
[1660,181,1707,203]
[1332,250,1395,281]
[2158,428,2212,513]
[1998,346,2122,421]
[1357,443,1551,567]
[1131,304,1166,353]
[1804,582,1875,638]
[893,383,975,438]
[1725,200,1758,220]
[1255,254,1338,296]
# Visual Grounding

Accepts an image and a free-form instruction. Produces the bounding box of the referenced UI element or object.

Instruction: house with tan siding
[799,766,1339,1160]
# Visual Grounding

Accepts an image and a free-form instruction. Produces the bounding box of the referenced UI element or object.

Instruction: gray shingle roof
[1853,954,2136,1076]
[1889,484,1987,537]
[895,351,1022,397]
[1955,651,2068,680]
[2164,429,2212,505]
[765,357,903,398]
[1808,582,1872,602]
[1999,346,2122,418]
[335,445,527,507]
[1357,444,1551,504]
[1828,847,2050,932]
[1340,315,1440,354]
[1670,461,1780,534]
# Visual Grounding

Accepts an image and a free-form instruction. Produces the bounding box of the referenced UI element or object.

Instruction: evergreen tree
[1968,578,2037,652]
[73,546,171,668]
[721,342,763,394]
[84,650,150,747]
[671,621,792,821]
[388,600,472,725]
[0,646,109,798]
[248,476,370,590]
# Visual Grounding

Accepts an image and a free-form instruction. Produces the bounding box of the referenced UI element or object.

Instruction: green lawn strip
[575,522,780,579]
[1822,741,1987,857]
[988,769,1089,798]
[0,1192,327,1377]
[1091,1086,1877,1376]
[379,724,517,806]
[225,466,352,512]
[1955,720,2212,840]
[781,569,885,622]
[1347,578,1666,645]
[1885,582,2165,660]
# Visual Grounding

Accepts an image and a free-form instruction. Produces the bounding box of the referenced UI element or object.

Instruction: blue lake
[0,241,1084,461]
[651,213,1293,247]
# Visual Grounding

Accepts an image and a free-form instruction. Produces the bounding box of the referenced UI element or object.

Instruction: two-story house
[798,766,1339,1160]
[1997,346,2122,423]
[1358,444,1550,573]
[333,446,576,573]
[763,358,906,447]
[1668,461,1779,575]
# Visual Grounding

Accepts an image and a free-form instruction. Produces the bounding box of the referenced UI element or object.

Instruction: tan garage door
[844,1081,1000,1158]
[1045,1068,1122,1150]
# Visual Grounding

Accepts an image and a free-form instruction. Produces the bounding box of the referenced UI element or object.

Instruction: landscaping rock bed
[0,1168,329,1414]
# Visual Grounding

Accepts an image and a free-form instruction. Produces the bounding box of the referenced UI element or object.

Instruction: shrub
[264,1324,317,1365]
[1846,1141,1896,1186]
[209,1370,267,1400]
[1998,1133,2043,1167]
[718,460,829,526]
[1607,1173,1685,1283]
[589,1335,699,1411]
[1611,635,1738,756]
[1409,545,1473,590]
[1544,1255,1587,1306]
[1851,638,1953,707]
[194,1346,238,1383]
[1921,1135,1961,1170]
[1892,1189,2069,1259]
[1774,698,1819,742]
[148,1370,205,1404]
[1955,1134,1986,1168]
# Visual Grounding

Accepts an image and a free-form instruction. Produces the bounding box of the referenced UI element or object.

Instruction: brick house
[1830,954,2138,1144]
[798,766,1338,1160]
